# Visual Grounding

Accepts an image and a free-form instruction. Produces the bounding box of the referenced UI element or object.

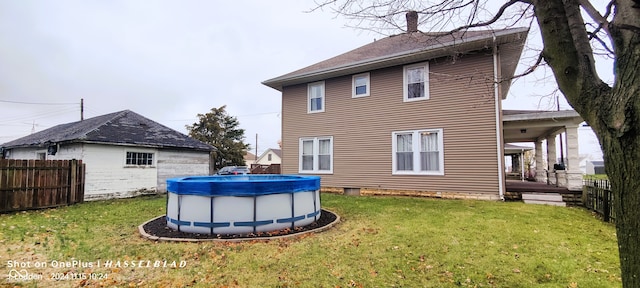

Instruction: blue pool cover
[167,175,321,196]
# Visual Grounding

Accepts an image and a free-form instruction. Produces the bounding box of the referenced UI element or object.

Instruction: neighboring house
[1,110,214,200]
[262,13,530,200]
[586,160,605,175]
[244,151,257,167]
[255,148,282,165]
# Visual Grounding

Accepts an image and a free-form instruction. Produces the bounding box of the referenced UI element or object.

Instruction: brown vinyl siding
[281,52,501,196]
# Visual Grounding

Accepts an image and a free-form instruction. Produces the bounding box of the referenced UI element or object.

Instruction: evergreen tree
[186,105,250,171]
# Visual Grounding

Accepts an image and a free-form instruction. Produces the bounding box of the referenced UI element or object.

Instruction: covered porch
[502,110,584,192]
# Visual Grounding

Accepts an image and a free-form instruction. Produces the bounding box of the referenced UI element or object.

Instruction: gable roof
[262,27,528,92]
[256,148,282,162]
[1,110,214,152]
[244,151,257,161]
[271,148,282,159]
[264,148,282,159]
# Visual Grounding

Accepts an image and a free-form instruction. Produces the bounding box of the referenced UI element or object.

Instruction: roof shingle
[1,110,214,151]
[263,28,528,91]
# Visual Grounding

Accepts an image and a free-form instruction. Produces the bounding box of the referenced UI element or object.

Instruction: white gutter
[492,32,505,201]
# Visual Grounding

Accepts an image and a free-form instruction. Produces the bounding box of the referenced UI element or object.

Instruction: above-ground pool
[166,175,321,234]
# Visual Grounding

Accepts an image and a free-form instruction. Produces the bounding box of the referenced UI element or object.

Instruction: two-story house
[263,15,529,200]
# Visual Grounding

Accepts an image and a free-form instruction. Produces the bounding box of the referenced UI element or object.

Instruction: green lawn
[584,174,609,180]
[0,194,620,287]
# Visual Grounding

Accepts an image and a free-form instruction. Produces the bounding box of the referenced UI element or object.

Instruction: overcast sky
[0,0,606,160]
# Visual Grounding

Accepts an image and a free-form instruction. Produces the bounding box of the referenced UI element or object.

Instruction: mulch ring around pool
[138,209,339,242]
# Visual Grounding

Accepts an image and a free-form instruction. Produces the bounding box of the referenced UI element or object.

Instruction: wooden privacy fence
[250,164,281,174]
[583,178,615,223]
[0,159,85,213]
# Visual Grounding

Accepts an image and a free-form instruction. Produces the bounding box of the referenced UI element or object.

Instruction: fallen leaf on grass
[486,272,494,279]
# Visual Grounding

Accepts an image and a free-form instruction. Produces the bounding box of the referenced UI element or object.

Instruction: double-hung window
[308,81,325,113]
[126,151,154,166]
[403,62,429,101]
[392,129,443,175]
[352,73,370,98]
[299,136,333,173]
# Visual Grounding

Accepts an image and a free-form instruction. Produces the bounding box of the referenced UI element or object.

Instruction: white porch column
[565,125,582,190]
[535,139,546,183]
[547,135,557,185]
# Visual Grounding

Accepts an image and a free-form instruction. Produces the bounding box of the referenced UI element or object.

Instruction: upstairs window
[352,73,370,98]
[403,62,429,102]
[126,151,154,166]
[308,81,325,113]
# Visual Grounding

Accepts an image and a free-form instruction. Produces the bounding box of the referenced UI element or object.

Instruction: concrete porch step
[522,192,566,207]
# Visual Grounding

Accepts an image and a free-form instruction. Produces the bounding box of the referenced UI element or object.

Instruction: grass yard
[0,194,620,287]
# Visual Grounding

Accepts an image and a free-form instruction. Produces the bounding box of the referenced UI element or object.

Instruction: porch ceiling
[502,110,583,143]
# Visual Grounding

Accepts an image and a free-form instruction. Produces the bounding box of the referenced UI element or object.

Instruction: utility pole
[255,133,258,161]
[80,98,84,121]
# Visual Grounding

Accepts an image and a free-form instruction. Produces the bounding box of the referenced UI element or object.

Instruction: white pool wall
[166,175,321,234]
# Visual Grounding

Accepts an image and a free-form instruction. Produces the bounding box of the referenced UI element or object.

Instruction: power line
[0,107,79,123]
[0,99,78,105]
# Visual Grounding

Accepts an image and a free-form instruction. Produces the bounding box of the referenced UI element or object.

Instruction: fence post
[582,179,587,207]
[69,160,77,205]
[603,187,610,222]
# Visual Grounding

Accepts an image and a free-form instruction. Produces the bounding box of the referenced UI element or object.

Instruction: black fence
[583,178,614,222]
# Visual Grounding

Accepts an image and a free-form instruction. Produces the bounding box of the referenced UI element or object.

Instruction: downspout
[492,32,505,200]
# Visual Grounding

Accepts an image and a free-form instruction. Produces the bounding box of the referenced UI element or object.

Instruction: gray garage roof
[1,110,214,152]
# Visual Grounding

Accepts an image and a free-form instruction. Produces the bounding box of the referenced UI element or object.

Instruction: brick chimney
[406,11,418,33]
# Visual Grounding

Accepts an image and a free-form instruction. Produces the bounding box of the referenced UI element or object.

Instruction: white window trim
[307,81,325,113]
[299,136,333,174]
[352,73,370,98]
[125,150,156,167]
[403,62,430,102]
[392,129,444,175]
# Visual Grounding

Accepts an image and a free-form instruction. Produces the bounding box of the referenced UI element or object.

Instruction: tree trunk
[598,124,640,286]
[532,0,640,286]
[597,41,640,285]
[595,4,640,285]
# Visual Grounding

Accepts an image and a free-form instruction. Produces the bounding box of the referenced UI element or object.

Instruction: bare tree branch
[579,0,612,34]
[449,0,530,33]
[512,52,545,79]
[579,0,615,51]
